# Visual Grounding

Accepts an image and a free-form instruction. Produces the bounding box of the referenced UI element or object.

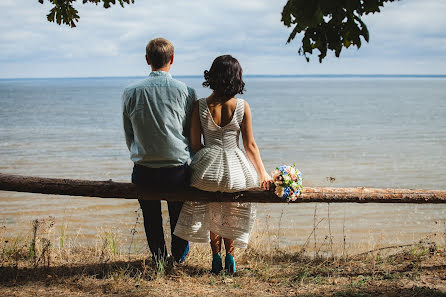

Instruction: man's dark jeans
[131,163,190,263]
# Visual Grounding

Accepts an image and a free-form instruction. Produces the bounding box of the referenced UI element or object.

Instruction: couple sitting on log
[122,38,271,274]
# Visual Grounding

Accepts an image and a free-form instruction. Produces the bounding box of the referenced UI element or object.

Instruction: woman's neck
[208,92,233,104]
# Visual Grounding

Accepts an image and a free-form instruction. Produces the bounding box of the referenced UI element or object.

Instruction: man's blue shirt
[122,71,197,168]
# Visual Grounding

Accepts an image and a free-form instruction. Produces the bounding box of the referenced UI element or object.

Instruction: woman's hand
[259,172,272,190]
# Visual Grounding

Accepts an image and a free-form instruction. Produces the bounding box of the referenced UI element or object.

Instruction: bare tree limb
[1,173,445,203]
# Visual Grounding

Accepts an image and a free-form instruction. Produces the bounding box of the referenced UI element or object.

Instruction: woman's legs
[223,238,234,255]
[210,232,234,255]
[223,238,236,273]
[210,231,223,273]
[210,231,235,273]
[210,231,222,255]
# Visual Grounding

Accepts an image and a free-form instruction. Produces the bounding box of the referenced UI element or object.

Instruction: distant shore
[1,74,446,80]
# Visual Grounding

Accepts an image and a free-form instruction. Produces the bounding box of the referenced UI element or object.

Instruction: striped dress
[173,98,258,248]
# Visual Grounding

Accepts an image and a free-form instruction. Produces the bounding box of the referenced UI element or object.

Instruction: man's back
[126,37,192,264]
[122,71,196,168]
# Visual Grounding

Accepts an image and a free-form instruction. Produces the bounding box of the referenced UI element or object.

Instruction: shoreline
[1,74,446,81]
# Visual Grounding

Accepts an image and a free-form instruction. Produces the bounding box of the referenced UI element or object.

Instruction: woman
[174,55,271,274]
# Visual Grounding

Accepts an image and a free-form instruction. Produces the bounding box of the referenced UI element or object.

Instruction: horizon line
[1,74,446,80]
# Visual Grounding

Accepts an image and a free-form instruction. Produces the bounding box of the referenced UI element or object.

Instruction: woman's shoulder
[194,97,207,107]
[232,98,246,110]
[235,97,248,105]
[234,98,250,112]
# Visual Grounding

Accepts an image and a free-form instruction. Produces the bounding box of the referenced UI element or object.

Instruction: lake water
[0,76,445,254]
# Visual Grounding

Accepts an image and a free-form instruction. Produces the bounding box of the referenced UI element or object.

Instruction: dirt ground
[1,240,446,297]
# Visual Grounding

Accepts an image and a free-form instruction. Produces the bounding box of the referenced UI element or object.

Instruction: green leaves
[38,0,135,28]
[38,0,396,63]
[281,0,398,62]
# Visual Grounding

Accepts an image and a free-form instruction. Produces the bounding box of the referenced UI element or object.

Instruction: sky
[0,0,445,78]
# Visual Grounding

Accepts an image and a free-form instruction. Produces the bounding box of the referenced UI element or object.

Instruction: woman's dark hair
[202,55,245,98]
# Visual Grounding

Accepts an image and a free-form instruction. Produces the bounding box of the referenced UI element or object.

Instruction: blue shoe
[174,243,189,264]
[211,253,223,274]
[224,254,236,274]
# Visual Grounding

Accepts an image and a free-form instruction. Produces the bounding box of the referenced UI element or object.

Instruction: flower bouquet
[271,165,303,201]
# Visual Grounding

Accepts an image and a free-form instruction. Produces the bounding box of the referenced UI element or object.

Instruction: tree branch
[1,173,445,203]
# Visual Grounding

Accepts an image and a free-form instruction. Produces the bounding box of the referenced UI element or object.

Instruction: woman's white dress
[173,98,258,249]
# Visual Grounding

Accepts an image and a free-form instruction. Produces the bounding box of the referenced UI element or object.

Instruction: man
[122,38,196,263]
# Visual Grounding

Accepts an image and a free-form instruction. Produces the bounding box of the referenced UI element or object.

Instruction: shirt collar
[149,71,172,78]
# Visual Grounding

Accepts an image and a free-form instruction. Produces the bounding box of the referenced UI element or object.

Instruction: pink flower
[275,186,284,197]
[272,169,281,180]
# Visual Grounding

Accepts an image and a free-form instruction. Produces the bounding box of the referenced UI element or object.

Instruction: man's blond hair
[146,38,174,69]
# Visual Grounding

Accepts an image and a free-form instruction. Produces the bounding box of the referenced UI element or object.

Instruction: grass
[1,217,446,296]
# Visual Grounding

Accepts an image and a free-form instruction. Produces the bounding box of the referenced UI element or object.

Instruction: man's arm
[189,100,203,153]
[122,92,134,151]
[183,86,197,140]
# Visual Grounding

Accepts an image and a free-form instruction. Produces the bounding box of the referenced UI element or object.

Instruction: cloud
[361,0,446,57]
[0,0,444,78]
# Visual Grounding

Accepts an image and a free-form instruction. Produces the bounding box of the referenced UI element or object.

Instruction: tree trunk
[0,173,445,203]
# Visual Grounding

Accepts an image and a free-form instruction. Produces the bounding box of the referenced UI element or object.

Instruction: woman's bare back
[206,96,238,128]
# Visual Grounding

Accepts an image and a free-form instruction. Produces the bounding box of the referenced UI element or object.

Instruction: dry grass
[1,218,446,297]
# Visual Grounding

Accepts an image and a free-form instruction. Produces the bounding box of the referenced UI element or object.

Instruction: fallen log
[0,173,445,203]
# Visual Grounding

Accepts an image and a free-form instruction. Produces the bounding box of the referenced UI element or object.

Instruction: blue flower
[278,165,288,174]
[282,187,291,199]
